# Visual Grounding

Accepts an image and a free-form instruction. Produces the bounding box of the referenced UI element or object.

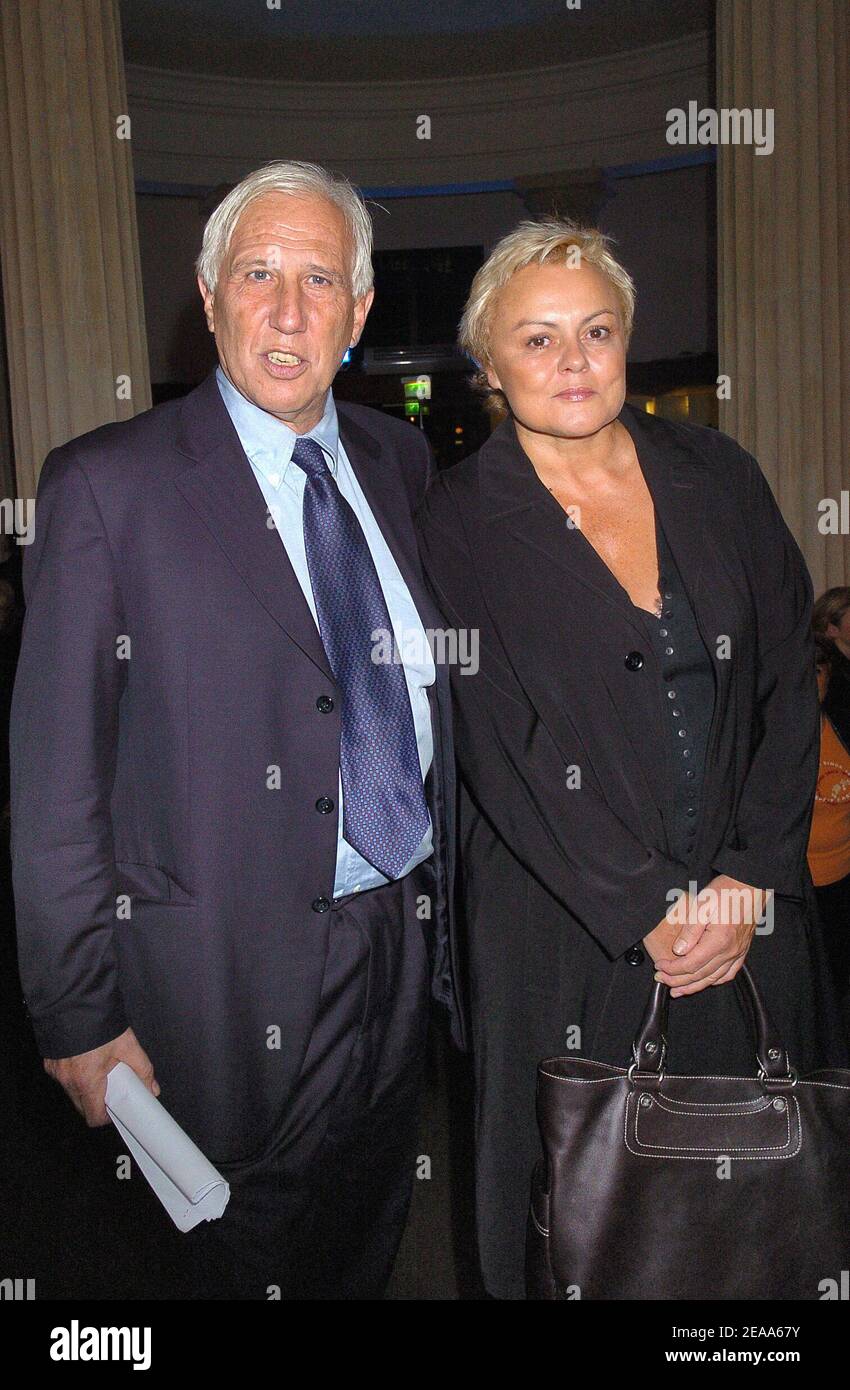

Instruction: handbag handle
[630,963,793,1085]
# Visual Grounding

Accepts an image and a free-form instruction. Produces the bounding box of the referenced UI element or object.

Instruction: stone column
[0,0,151,502]
[716,0,850,593]
[0,262,14,548]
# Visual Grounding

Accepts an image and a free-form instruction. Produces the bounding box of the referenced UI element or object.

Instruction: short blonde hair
[459,219,635,411]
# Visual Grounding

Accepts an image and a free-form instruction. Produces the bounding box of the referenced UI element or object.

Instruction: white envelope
[105,1062,230,1232]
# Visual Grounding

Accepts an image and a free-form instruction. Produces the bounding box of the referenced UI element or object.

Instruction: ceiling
[119,0,713,82]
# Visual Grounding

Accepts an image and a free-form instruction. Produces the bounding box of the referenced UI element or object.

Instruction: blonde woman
[416,220,846,1299]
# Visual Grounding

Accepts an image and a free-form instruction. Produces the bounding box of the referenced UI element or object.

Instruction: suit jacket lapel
[337,407,456,782]
[173,374,445,684]
[337,407,446,635]
[617,403,709,609]
[173,372,335,682]
[476,407,715,824]
[480,405,711,627]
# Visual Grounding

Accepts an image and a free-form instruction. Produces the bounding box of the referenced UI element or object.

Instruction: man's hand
[43,1028,160,1127]
[648,875,769,997]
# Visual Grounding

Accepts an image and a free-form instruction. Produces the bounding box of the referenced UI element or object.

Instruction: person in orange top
[808,634,850,1019]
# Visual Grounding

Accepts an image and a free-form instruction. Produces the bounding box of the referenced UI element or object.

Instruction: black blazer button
[312,896,331,913]
[315,797,334,814]
[625,946,645,965]
[625,651,645,671]
[316,695,334,712]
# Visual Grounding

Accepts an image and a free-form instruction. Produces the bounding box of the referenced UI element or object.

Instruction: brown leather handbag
[527,965,850,1299]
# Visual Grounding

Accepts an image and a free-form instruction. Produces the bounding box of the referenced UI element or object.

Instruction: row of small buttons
[658,587,699,846]
[626,581,702,860]
[312,693,337,910]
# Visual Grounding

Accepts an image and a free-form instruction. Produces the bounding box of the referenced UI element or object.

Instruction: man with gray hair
[10,160,463,1298]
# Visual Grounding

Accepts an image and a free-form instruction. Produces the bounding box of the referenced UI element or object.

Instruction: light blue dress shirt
[216,366,435,897]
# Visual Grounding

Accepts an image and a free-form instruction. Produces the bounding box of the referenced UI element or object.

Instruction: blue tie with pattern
[291,436,430,880]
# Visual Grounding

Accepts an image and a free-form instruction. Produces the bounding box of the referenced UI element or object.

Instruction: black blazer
[416,403,845,1299]
[10,371,464,1166]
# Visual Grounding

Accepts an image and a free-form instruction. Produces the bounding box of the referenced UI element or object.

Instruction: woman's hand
[644,875,769,997]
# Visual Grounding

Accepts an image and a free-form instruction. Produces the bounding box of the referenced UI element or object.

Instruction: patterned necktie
[291,436,430,880]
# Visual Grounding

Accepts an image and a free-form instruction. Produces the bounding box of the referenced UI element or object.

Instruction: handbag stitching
[537,1074,622,1085]
[634,1099,791,1144]
[530,1210,550,1238]
[540,1059,625,1075]
[539,1067,850,1091]
[624,1094,802,1159]
[793,1079,850,1090]
[648,1093,774,1115]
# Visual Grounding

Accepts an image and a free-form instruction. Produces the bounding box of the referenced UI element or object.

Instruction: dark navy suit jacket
[10,371,463,1164]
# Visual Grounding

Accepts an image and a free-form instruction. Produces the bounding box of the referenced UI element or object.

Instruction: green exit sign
[403,375,432,401]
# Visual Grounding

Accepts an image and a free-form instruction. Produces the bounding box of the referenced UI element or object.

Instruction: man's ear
[350,287,375,347]
[197,276,215,333]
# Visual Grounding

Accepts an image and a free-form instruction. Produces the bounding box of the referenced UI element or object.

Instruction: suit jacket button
[312,896,331,913]
[316,695,334,712]
[625,946,645,965]
[315,797,334,814]
[625,651,645,671]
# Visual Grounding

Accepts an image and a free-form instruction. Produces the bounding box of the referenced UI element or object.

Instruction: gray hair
[195,160,374,300]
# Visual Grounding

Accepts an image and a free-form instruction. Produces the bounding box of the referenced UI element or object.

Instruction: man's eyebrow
[304,262,345,281]
[229,255,344,282]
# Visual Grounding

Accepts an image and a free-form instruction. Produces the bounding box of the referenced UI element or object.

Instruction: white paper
[105,1062,230,1232]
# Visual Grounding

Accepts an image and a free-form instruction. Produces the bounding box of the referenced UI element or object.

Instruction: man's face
[198,191,373,433]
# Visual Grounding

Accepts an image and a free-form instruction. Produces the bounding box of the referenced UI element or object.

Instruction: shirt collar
[215,364,339,488]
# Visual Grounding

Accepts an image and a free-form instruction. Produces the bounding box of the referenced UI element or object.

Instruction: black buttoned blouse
[635,517,716,867]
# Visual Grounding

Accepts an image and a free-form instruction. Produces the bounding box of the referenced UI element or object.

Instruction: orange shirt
[808,715,850,887]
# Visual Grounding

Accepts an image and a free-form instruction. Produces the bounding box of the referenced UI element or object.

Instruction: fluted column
[0,263,14,534]
[0,0,151,501]
[717,0,850,593]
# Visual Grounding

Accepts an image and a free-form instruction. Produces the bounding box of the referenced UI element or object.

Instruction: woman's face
[484,260,627,442]
[826,609,850,656]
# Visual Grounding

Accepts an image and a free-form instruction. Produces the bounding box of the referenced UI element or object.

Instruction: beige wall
[125,32,710,188]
